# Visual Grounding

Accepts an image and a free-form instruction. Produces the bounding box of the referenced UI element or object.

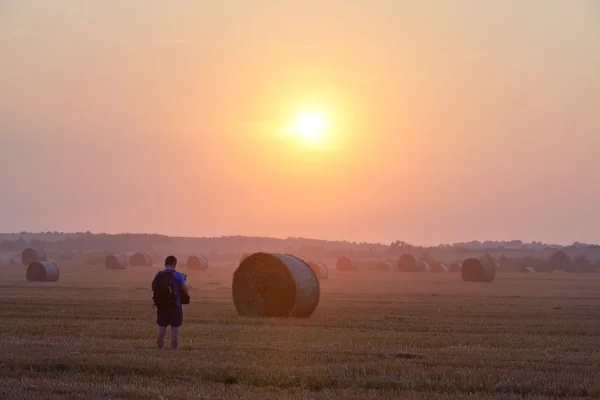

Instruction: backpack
[152,270,177,309]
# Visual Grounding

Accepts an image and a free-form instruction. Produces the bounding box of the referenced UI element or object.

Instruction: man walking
[152,255,189,350]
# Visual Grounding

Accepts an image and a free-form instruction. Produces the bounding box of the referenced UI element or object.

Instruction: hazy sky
[1,1,599,245]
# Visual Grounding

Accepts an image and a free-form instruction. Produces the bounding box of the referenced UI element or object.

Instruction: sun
[296,111,324,139]
[283,111,326,142]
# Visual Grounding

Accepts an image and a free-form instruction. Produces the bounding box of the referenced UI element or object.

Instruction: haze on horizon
[1,1,599,246]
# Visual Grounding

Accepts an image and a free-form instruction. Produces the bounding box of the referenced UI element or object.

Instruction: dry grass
[0,263,599,399]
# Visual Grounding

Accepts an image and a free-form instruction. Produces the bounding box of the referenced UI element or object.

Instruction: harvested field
[0,264,599,399]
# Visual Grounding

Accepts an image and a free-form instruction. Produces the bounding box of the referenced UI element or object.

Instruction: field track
[0,264,599,399]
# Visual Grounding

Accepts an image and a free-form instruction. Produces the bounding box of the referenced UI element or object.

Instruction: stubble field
[0,263,599,399]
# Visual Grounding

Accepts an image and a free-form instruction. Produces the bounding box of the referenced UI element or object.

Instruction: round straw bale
[308,262,329,280]
[187,255,209,270]
[232,253,320,318]
[21,247,47,265]
[129,252,152,267]
[375,262,394,272]
[105,254,127,269]
[26,260,59,282]
[336,256,358,271]
[461,256,496,282]
[397,254,429,272]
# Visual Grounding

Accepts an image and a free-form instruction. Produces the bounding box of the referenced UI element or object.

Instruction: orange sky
[1,1,599,245]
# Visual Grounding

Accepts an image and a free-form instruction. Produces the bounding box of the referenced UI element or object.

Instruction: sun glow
[283,111,326,142]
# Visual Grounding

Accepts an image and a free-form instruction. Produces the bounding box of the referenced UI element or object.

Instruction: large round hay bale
[26,261,59,282]
[308,262,329,280]
[232,253,320,318]
[129,252,152,267]
[375,262,394,272]
[461,256,496,282]
[21,248,47,265]
[397,254,429,272]
[105,254,127,270]
[336,256,358,271]
[187,255,209,270]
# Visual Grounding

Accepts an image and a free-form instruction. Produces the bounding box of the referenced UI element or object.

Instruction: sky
[1,1,599,245]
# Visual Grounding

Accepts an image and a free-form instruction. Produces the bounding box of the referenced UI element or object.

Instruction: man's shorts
[156,306,183,328]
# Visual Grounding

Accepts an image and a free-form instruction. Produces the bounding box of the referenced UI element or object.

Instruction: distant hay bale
[187,255,209,271]
[129,252,152,267]
[397,254,429,272]
[375,262,394,272]
[26,261,59,282]
[336,256,358,271]
[21,248,47,265]
[461,256,496,282]
[523,266,536,273]
[448,263,461,273]
[105,254,127,270]
[232,253,320,318]
[308,262,329,280]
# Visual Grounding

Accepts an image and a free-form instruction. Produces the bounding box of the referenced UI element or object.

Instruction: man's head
[165,255,178,269]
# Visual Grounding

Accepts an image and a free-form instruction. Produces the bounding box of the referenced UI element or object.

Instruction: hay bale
[21,248,47,265]
[105,254,127,270]
[448,263,461,273]
[308,262,329,280]
[187,255,209,271]
[129,252,152,267]
[336,256,358,271]
[397,254,429,272]
[461,256,496,282]
[26,260,59,282]
[375,262,394,272]
[232,253,320,318]
[523,266,536,273]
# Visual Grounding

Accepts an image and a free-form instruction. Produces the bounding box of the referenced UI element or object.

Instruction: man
[152,255,189,350]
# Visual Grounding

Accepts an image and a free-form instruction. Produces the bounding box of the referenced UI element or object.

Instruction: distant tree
[547,250,570,270]
[567,255,593,273]
[572,255,590,266]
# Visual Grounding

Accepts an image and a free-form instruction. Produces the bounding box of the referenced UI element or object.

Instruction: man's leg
[170,326,179,349]
[157,326,167,349]
[170,306,183,349]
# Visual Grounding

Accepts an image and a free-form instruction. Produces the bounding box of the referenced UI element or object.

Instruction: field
[0,263,599,399]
